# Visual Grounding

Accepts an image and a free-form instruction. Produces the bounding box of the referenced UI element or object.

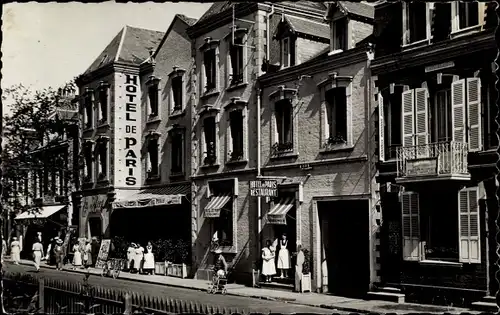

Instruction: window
[38,170,43,196]
[96,140,108,181]
[401,188,481,263]
[405,2,427,44]
[433,88,452,142]
[171,131,184,174]
[275,99,294,151]
[148,83,159,117]
[485,80,498,149]
[147,137,159,178]
[325,87,347,145]
[229,110,244,161]
[172,76,183,111]
[32,172,38,198]
[331,18,347,51]
[385,92,402,160]
[281,37,296,68]
[83,143,93,182]
[458,2,479,29]
[203,116,217,165]
[229,37,244,86]
[84,93,93,129]
[98,87,108,124]
[213,200,234,247]
[204,49,217,92]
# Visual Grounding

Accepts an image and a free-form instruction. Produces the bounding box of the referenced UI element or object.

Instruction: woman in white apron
[32,238,44,272]
[261,240,276,282]
[127,243,136,271]
[72,240,82,270]
[133,243,144,274]
[143,241,155,275]
[277,233,291,278]
[10,237,21,264]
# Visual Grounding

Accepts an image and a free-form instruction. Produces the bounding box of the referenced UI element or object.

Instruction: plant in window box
[228,150,243,162]
[272,142,294,154]
[205,83,216,94]
[299,248,312,293]
[324,135,347,149]
[230,73,244,86]
[166,239,191,278]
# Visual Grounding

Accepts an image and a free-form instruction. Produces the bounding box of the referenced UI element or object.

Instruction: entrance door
[319,200,370,298]
[272,207,296,279]
[88,217,102,239]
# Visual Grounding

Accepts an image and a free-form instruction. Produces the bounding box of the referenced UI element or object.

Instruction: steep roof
[275,15,330,40]
[176,14,198,26]
[83,26,165,75]
[336,1,375,20]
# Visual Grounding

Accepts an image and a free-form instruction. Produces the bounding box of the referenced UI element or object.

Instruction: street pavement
[3,263,334,314]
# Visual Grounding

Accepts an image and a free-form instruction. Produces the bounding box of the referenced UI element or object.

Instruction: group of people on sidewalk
[71,238,96,270]
[126,241,155,275]
[261,233,292,282]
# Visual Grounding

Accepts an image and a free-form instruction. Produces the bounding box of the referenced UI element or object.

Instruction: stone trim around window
[450,2,485,39]
[199,107,221,168]
[168,126,186,179]
[401,2,433,49]
[168,66,187,118]
[269,86,299,159]
[224,97,249,165]
[145,130,161,181]
[83,88,95,131]
[95,136,110,183]
[224,28,249,90]
[146,75,162,123]
[317,73,354,152]
[199,37,221,98]
[96,81,111,127]
[206,177,239,253]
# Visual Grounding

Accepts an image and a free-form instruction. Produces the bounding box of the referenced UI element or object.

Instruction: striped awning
[112,184,190,209]
[267,196,294,225]
[204,193,232,218]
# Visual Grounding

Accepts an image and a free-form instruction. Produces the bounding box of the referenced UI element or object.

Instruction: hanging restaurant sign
[266,214,287,225]
[249,180,278,197]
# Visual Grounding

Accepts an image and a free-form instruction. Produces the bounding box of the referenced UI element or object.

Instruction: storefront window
[213,202,233,247]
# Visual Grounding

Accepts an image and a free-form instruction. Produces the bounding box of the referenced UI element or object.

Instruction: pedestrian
[133,243,144,274]
[277,233,291,279]
[49,238,58,265]
[32,238,44,272]
[294,243,305,292]
[91,237,100,267]
[45,238,53,261]
[83,239,92,268]
[1,238,7,264]
[54,238,64,270]
[10,237,21,265]
[213,248,228,279]
[261,240,276,283]
[127,243,136,272]
[143,241,155,275]
[72,240,82,270]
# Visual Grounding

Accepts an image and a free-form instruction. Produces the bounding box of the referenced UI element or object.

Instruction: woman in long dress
[72,241,82,270]
[127,243,136,272]
[277,233,291,278]
[143,241,155,275]
[83,240,92,268]
[261,240,276,282]
[10,237,21,265]
[32,238,44,272]
[133,243,144,274]
[54,239,64,270]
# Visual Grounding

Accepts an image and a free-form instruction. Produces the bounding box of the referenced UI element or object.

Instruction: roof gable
[152,14,197,60]
[325,1,375,22]
[274,15,330,42]
[84,29,124,75]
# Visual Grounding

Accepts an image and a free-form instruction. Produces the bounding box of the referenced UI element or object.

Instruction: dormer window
[331,18,347,52]
[146,76,161,118]
[281,37,296,69]
[403,2,431,46]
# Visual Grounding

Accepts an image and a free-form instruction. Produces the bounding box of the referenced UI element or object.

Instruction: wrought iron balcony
[396,141,470,182]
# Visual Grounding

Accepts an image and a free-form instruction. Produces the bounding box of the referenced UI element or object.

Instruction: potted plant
[300,249,312,293]
[153,239,169,276]
[166,239,191,278]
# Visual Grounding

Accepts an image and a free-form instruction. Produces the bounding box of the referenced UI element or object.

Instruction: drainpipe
[256,84,262,252]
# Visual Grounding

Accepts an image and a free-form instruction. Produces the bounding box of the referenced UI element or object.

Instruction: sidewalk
[12,259,478,314]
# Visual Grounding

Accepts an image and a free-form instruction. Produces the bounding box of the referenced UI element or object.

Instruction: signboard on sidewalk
[95,239,111,269]
[250,180,278,197]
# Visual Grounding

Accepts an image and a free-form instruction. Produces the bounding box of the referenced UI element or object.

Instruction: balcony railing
[396,141,469,179]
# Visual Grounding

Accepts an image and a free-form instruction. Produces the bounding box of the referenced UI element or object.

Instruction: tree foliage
[1,81,78,218]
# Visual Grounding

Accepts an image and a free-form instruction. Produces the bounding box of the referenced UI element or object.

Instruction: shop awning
[15,205,66,220]
[267,196,294,225]
[204,193,232,218]
[112,184,190,209]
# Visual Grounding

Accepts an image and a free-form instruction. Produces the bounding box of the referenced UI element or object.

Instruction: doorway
[88,217,102,239]
[272,207,296,279]
[319,199,370,298]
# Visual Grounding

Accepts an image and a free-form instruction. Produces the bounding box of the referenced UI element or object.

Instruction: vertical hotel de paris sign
[114,73,142,188]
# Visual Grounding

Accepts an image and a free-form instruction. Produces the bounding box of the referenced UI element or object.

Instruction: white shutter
[401,192,420,261]
[401,89,415,147]
[467,78,482,151]
[378,93,385,162]
[451,79,466,143]
[458,187,481,263]
[414,88,429,146]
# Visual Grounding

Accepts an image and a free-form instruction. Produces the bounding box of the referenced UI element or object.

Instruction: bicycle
[100,258,125,279]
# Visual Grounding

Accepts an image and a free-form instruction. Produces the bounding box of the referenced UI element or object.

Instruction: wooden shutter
[458,187,481,263]
[401,89,415,147]
[401,192,420,261]
[378,93,385,161]
[414,88,429,146]
[451,79,466,143]
[467,78,482,151]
